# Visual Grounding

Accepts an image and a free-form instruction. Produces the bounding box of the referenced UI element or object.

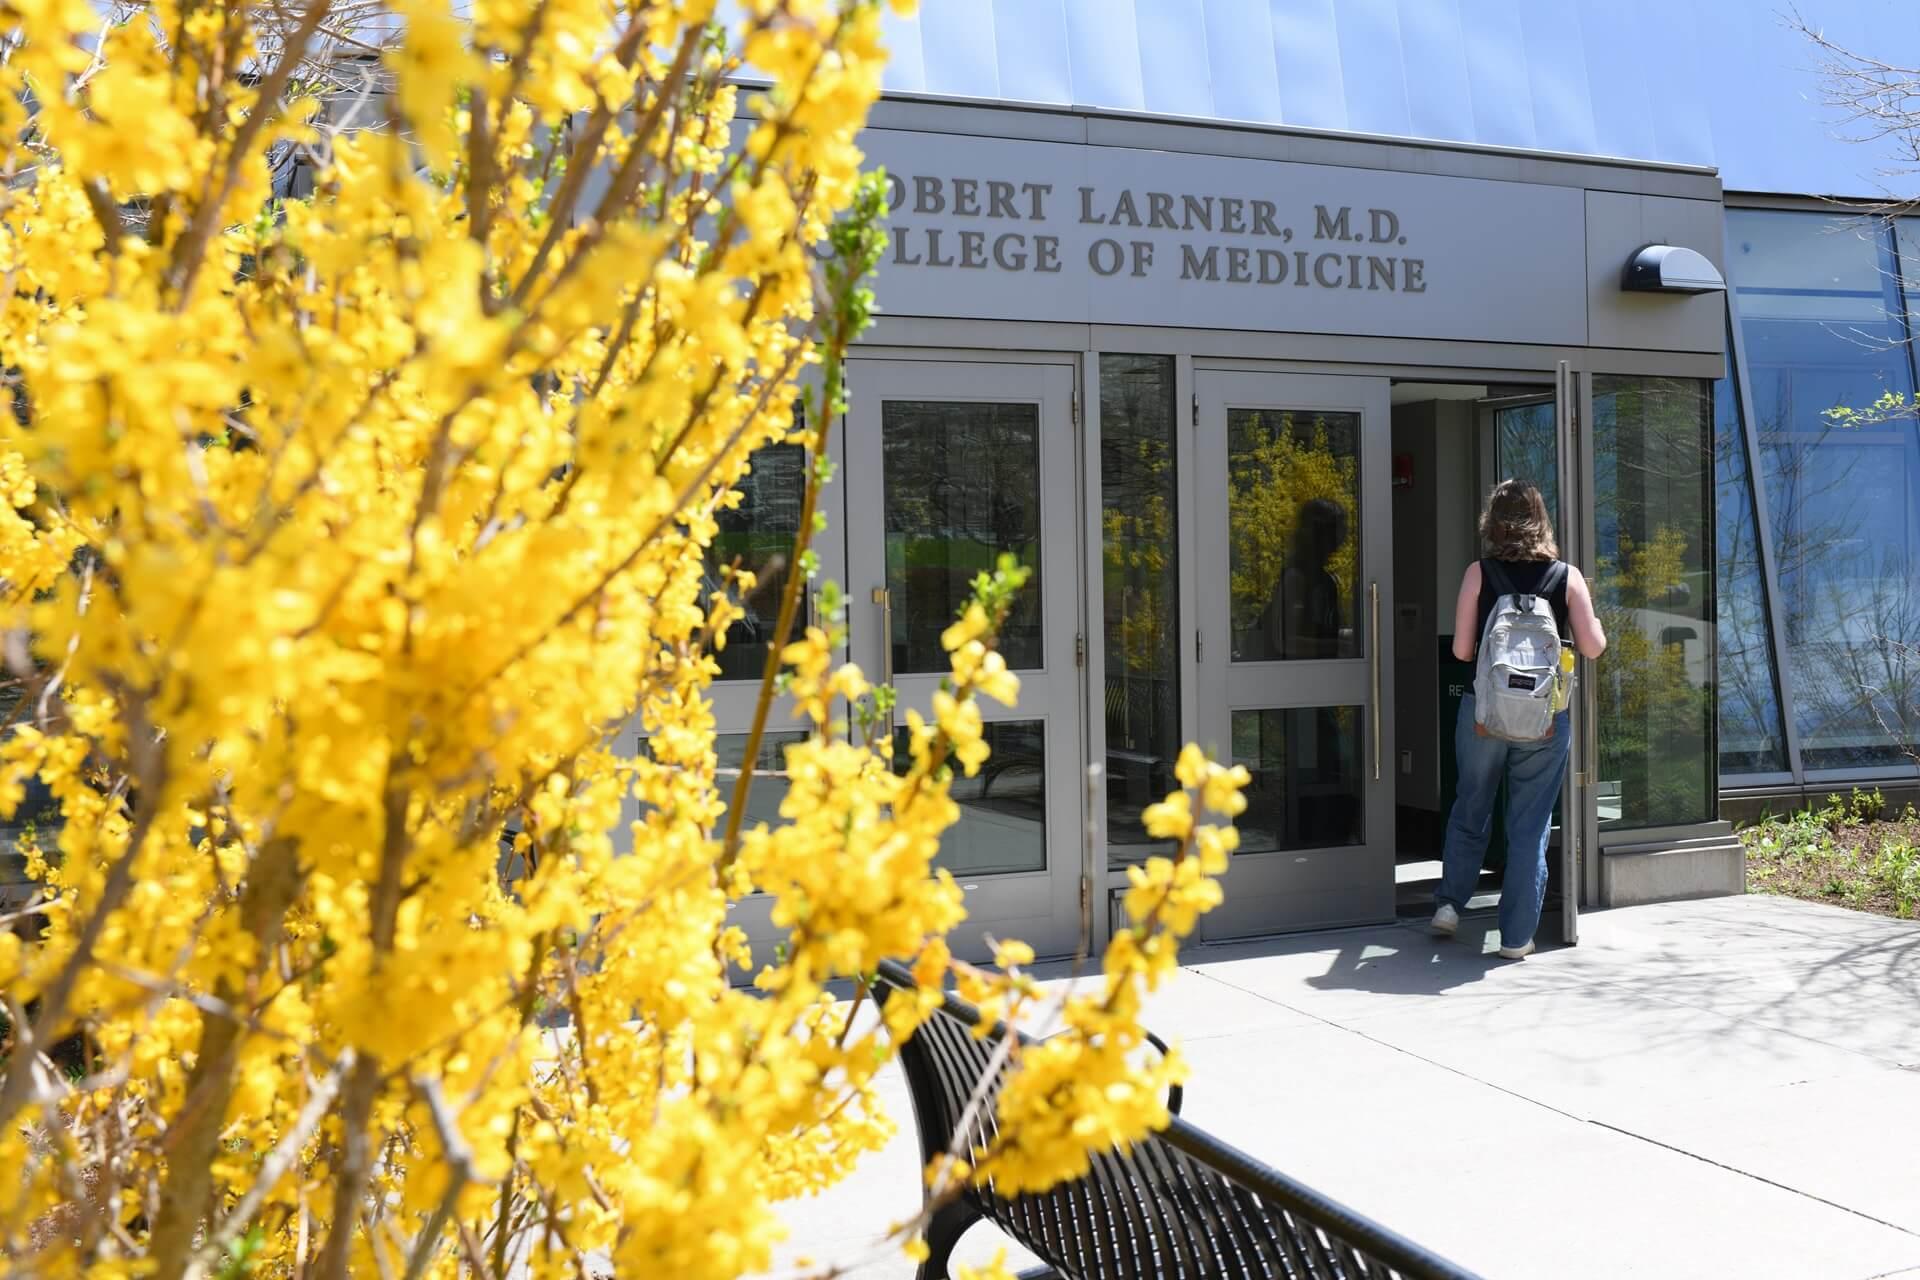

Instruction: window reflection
[705,442,806,681]
[1730,210,1920,770]
[1592,377,1716,827]
[715,731,806,830]
[1713,362,1790,775]
[894,719,1046,876]
[1101,355,1181,859]
[635,731,804,833]
[1228,409,1361,662]
[1493,400,1559,527]
[1232,707,1365,851]
[883,400,1042,674]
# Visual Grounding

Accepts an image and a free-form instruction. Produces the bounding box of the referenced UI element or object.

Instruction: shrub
[0,4,1247,1276]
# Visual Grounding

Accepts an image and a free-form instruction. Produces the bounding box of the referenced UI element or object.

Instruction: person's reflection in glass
[1269,497,1347,660]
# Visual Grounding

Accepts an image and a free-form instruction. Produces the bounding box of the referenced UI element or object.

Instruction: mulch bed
[1742,794,1920,921]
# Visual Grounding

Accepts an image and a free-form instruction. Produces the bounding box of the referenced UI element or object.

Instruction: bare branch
[183,1051,356,1280]
[1784,5,1920,206]
[79,179,124,254]
[399,1075,494,1280]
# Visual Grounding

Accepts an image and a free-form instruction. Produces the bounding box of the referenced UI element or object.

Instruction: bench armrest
[1143,1029,1184,1117]
[1030,1025,1184,1116]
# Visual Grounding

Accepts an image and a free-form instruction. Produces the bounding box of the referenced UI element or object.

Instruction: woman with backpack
[1431,480,1607,958]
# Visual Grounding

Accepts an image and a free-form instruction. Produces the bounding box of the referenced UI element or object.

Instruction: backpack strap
[1480,558,1517,599]
[1539,560,1569,595]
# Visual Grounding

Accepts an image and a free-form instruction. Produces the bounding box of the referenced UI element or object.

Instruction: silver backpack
[1473,560,1566,742]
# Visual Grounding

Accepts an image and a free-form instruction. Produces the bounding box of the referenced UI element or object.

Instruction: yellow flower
[972,649,1020,707]
[992,938,1034,970]
[1203,763,1252,819]
[934,689,989,776]
[389,0,483,171]
[940,602,991,652]
[1174,742,1209,789]
[1141,790,1193,841]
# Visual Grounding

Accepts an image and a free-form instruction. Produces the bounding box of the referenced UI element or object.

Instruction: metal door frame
[1555,362,1595,942]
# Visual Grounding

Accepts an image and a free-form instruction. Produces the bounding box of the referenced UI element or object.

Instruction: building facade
[701,0,1920,962]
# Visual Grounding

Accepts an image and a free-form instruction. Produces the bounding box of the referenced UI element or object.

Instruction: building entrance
[707,353,1602,972]
[1098,365,1594,948]
[1387,373,1591,945]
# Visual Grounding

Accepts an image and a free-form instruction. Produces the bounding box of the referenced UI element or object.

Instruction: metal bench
[874,959,1484,1280]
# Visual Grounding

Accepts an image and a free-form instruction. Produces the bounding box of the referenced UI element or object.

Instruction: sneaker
[1430,904,1459,937]
[1497,940,1536,960]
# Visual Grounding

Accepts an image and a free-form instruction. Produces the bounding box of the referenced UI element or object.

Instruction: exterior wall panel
[1584,192,1727,355]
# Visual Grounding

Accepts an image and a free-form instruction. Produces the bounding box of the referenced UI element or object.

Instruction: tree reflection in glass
[1493,399,1559,528]
[1731,208,1920,771]
[1592,376,1716,828]
[1712,368,1790,775]
[1101,356,1181,859]
[1227,409,1361,662]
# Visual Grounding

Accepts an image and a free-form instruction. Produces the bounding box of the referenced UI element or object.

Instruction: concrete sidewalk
[773,894,1920,1279]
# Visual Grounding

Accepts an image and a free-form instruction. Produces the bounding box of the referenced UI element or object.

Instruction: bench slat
[1088,1148,1146,1278]
[1162,1142,1255,1277]
[1144,1138,1220,1276]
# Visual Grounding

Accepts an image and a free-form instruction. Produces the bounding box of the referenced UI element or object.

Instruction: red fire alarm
[1392,453,1414,489]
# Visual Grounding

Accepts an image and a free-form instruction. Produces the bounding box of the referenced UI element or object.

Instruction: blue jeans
[1436,694,1572,950]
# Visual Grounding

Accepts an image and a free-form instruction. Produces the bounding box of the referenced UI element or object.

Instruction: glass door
[845,359,1084,961]
[1478,366,1591,943]
[1192,370,1395,940]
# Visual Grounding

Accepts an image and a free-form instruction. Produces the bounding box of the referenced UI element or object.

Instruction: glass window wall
[1232,706,1365,851]
[1726,209,1920,773]
[891,720,1047,876]
[1713,346,1791,777]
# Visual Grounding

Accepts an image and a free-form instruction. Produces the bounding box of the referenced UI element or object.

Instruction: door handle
[871,586,894,742]
[1369,580,1381,782]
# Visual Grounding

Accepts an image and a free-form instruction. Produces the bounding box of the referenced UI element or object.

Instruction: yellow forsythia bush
[0,2,1246,1277]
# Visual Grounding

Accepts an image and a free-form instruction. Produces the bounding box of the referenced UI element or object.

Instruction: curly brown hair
[1479,479,1559,561]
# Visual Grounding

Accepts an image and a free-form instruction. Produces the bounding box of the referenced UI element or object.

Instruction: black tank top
[1473,558,1570,656]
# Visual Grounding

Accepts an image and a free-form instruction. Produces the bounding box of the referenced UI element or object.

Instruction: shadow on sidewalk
[1308,926,1517,998]
[1185,917,1565,1000]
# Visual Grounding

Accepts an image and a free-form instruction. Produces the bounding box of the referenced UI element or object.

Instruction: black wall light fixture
[1622,244,1726,294]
